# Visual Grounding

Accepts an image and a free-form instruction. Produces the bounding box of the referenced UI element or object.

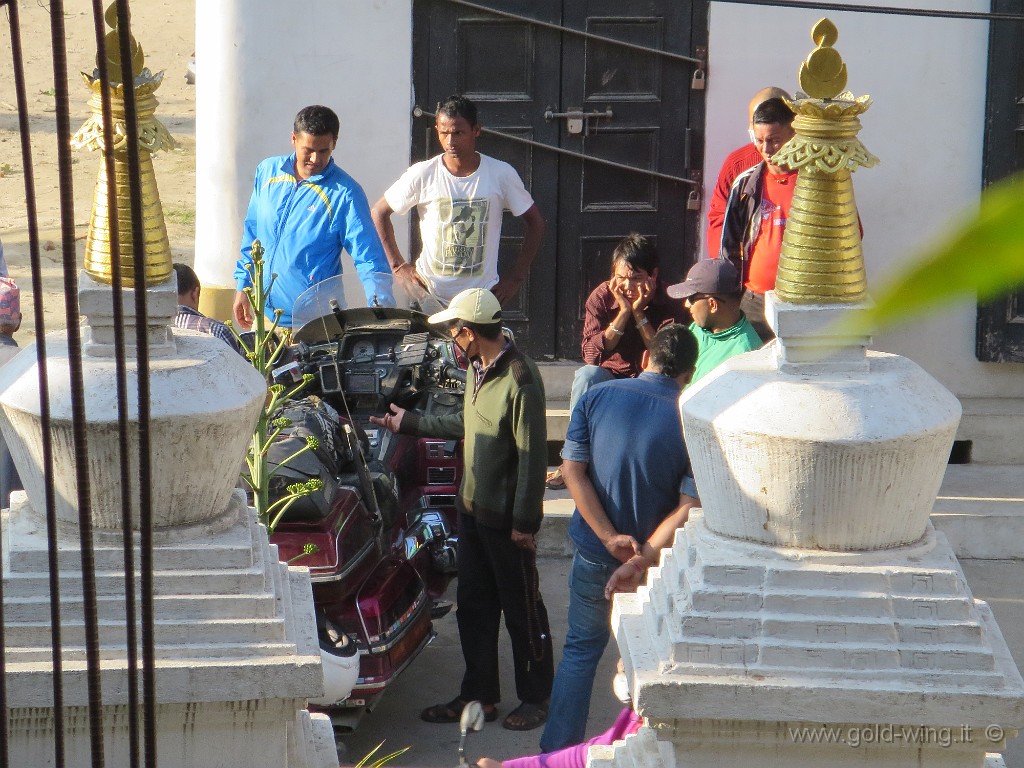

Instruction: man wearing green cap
[370,287,553,731]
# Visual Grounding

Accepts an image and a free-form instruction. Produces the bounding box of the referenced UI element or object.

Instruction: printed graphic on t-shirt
[759,199,778,222]
[760,199,787,230]
[432,198,490,277]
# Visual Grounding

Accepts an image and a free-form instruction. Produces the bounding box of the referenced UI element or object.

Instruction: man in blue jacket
[234,105,392,329]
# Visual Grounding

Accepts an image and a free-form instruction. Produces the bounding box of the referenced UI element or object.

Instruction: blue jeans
[569,365,616,414]
[540,550,616,752]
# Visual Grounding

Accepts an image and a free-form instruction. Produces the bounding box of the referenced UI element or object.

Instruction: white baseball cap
[427,288,502,326]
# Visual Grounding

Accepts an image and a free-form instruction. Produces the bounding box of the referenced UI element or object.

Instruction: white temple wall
[705,0,1024,461]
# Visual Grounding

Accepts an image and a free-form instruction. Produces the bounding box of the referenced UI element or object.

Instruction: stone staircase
[538,361,576,445]
[535,362,575,554]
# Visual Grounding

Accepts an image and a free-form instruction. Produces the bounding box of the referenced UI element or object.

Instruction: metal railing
[413,106,699,187]
[443,0,706,65]
[3,1,159,766]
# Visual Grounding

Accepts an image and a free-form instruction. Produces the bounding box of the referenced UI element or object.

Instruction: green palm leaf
[354,741,410,768]
[848,171,1024,332]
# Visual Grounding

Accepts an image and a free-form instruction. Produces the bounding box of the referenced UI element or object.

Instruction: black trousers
[456,512,554,706]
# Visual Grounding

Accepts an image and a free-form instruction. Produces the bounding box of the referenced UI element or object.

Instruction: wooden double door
[413,0,708,358]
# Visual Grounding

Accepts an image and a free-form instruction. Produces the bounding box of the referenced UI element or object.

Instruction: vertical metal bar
[88,3,142,766]
[47,0,106,765]
[6,0,67,764]
[110,3,157,765]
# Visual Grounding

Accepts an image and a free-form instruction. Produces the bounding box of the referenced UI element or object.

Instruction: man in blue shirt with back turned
[541,324,700,752]
[234,105,392,329]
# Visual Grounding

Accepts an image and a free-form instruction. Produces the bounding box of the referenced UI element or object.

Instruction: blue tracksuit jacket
[236,154,391,326]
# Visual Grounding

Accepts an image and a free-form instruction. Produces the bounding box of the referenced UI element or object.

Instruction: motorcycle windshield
[291,271,448,333]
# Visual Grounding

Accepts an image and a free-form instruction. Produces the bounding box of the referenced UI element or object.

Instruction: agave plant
[231,239,320,541]
[354,741,410,768]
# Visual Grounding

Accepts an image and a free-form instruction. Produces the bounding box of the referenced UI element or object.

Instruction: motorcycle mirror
[458,700,485,767]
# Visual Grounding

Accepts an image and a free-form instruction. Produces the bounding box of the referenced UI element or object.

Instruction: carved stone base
[0,322,265,531]
[611,512,1023,768]
[587,724,1011,768]
[1,491,334,768]
[615,513,1024,726]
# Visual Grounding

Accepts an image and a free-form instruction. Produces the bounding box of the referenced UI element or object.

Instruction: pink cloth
[0,277,20,326]
[503,708,642,768]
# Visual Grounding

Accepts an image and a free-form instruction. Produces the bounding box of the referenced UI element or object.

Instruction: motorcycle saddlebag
[266,398,347,523]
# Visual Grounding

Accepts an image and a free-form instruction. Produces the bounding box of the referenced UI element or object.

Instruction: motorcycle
[260,272,466,725]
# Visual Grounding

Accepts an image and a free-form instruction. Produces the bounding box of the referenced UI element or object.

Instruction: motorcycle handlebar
[441,362,467,386]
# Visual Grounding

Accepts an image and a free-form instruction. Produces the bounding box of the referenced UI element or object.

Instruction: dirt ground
[0,0,196,346]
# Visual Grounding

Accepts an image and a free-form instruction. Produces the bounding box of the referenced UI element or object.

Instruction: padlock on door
[691,69,706,90]
[687,190,701,211]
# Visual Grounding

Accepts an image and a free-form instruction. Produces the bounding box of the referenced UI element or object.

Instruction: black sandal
[421,697,498,724]
[502,701,548,731]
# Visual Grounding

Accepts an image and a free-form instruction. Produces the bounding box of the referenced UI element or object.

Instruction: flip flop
[502,701,548,731]
[545,469,565,490]
[421,697,498,724]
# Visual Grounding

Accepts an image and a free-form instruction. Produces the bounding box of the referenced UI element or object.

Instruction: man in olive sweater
[370,288,553,731]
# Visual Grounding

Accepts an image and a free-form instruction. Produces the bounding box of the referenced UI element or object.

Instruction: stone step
[670,612,984,645]
[537,361,577,402]
[2,494,265,573]
[1,591,279,623]
[1,566,271,599]
[3,544,264,585]
[2,615,290,649]
[3,640,304,665]
[538,361,576,443]
[4,535,261,574]
[930,465,1024,559]
[546,402,570,443]
[759,638,997,673]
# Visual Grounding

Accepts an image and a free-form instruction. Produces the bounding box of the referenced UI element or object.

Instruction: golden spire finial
[100,2,145,84]
[770,18,878,305]
[71,3,176,288]
[798,19,846,99]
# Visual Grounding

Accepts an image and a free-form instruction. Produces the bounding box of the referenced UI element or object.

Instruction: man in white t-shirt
[371,95,545,305]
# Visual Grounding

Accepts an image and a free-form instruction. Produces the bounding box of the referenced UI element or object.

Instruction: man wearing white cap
[370,288,553,731]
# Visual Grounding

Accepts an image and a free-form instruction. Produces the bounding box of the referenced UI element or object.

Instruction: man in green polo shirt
[668,259,763,383]
[370,288,553,732]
